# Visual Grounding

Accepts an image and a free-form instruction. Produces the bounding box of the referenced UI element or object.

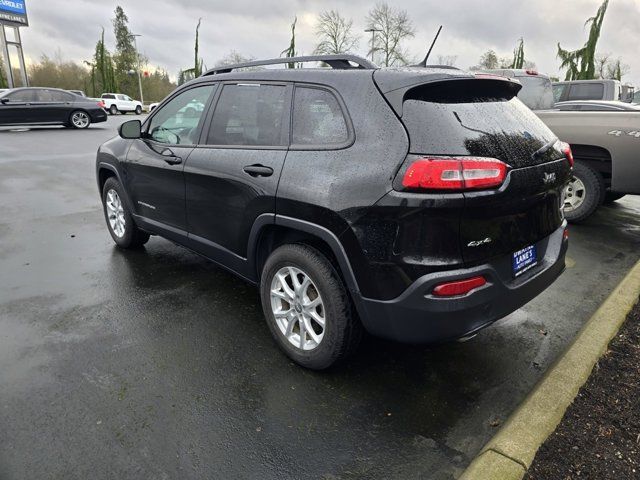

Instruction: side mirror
[0,98,9,104]
[119,119,142,139]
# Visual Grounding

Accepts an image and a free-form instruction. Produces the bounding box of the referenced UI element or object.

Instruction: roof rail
[202,54,377,76]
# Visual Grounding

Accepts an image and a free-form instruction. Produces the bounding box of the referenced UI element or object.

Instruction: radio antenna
[416,25,442,67]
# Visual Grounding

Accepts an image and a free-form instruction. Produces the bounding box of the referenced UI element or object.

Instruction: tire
[135,106,142,115]
[260,244,362,370]
[604,192,625,204]
[563,162,605,223]
[109,105,118,115]
[69,110,91,129]
[101,177,150,249]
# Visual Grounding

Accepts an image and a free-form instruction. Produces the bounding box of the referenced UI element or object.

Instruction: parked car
[553,100,640,112]
[148,102,159,112]
[0,87,107,129]
[553,79,635,103]
[96,54,570,369]
[101,93,143,115]
[490,69,640,222]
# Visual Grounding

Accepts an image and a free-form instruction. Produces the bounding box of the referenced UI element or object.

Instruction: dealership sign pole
[0,0,29,88]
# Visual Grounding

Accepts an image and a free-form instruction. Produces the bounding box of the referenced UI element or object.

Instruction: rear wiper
[532,138,557,159]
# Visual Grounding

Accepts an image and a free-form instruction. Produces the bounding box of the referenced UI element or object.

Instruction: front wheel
[101,177,150,248]
[69,110,91,129]
[562,162,605,223]
[260,244,362,370]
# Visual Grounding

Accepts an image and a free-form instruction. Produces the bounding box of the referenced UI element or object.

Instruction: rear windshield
[402,80,559,168]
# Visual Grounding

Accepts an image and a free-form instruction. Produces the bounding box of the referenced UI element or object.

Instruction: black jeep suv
[96,55,571,369]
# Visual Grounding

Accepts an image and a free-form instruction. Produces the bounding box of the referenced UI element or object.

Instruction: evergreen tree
[557,0,609,80]
[112,6,138,97]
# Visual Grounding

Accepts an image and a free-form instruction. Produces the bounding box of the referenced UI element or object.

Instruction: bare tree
[365,3,415,67]
[595,52,611,79]
[215,50,255,67]
[605,58,630,80]
[470,49,499,70]
[314,10,359,55]
[436,55,457,67]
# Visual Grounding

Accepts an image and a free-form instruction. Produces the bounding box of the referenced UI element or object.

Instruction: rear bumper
[357,222,568,343]
[90,109,108,123]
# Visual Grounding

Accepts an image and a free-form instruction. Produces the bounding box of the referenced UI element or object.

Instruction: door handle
[243,164,274,177]
[161,148,182,165]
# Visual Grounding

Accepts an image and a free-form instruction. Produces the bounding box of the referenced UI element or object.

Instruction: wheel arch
[250,216,366,322]
[249,216,363,310]
[570,143,612,186]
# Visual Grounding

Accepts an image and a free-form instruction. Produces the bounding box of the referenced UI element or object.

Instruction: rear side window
[102,94,115,99]
[208,84,287,146]
[567,83,604,101]
[515,76,554,110]
[401,79,558,168]
[552,84,566,102]
[292,87,348,146]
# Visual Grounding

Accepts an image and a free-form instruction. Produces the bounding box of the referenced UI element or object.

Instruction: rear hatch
[391,77,571,266]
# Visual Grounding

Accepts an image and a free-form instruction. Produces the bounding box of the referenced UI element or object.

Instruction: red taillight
[402,157,508,191]
[563,228,569,241]
[98,101,105,108]
[558,141,574,167]
[433,276,487,297]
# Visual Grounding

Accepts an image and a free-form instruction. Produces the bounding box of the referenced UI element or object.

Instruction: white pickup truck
[101,93,143,115]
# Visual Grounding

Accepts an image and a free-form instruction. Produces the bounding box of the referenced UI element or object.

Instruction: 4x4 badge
[467,238,492,247]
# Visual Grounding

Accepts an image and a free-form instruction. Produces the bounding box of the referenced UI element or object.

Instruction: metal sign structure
[0,0,28,26]
[0,0,28,88]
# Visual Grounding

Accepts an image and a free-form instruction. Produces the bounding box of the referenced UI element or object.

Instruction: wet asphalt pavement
[1,116,639,480]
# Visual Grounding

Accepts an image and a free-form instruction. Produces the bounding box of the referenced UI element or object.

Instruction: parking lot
[1,116,639,479]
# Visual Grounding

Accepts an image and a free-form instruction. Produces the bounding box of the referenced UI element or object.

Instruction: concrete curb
[460,259,640,480]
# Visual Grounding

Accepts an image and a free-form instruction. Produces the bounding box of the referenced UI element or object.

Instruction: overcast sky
[18,0,640,85]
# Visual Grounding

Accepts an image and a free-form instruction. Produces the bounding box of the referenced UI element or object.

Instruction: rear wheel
[604,192,625,204]
[109,105,118,115]
[563,162,605,223]
[101,177,150,248]
[135,106,142,115]
[69,110,91,129]
[260,244,362,370]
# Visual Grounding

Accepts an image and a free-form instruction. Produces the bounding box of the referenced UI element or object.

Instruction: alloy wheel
[106,189,126,238]
[270,266,326,351]
[563,176,586,212]
[71,111,90,128]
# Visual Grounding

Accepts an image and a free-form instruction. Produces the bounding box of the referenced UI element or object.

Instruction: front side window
[207,84,287,146]
[7,89,36,102]
[147,84,214,145]
[292,87,348,146]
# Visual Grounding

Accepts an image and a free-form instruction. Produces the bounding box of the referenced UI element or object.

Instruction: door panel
[0,89,35,124]
[185,148,286,256]
[122,83,217,236]
[185,82,291,259]
[123,140,193,234]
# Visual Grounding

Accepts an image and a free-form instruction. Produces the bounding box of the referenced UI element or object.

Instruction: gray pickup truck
[553,79,635,103]
[484,69,640,222]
